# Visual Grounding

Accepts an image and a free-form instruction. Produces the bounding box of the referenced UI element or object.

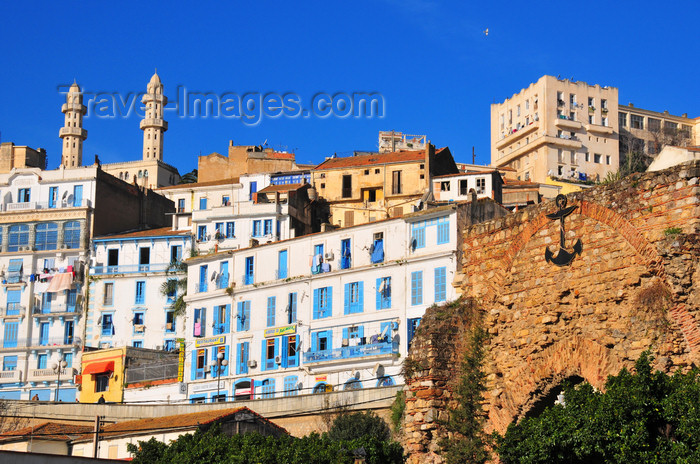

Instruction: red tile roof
[0,422,93,442]
[314,149,429,170]
[74,407,287,442]
[95,227,190,240]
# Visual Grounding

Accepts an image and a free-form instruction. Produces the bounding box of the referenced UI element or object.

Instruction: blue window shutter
[210,347,218,376]
[327,287,333,317]
[344,283,350,315]
[326,330,333,351]
[342,328,348,341]
[274,338,280,370]
[236,343,242,374]
[245,301,251,330]
[242,342,249,374]
[281,336,289,368]
[313,289,320,319]
[358,282,364,313]
[191,351,197,381]
[222,346,229,376]
[261,339,267,372]
[376,278,382,310]
[311,332,318,352]
[224,304,231,332]
[201,308,206,337]
[358,325,365,339]
[213,306,219,332]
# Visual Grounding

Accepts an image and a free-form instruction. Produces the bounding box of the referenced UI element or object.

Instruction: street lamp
[52,360,67,402]
[215,352,228,402]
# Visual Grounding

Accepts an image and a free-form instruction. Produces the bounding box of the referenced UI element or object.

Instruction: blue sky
[0,0,697,174]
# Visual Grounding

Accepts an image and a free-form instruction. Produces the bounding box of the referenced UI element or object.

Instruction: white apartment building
[181,205,463,403]
[86,228,192,352]
[432,171,503,204]
[0,168,94,401]
[157,173,312,254]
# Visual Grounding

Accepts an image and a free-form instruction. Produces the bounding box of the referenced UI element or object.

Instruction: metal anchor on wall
[544,194,583,266]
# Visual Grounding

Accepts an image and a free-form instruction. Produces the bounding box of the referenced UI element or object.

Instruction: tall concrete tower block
[140,72,168,161]
[59,81,88,168]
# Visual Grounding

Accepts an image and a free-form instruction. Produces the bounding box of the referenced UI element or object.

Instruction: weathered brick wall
[402,161,700,463]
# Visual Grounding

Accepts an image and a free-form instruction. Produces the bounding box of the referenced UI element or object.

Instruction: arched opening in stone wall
[522,375,584,420]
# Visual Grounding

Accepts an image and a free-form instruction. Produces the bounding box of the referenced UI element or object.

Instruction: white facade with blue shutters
[182,205,461,403]
[86,228,192,353]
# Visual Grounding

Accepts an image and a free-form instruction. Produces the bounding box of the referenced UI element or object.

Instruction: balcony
[555,117,582,130]
[1,304,26,318]
[2,199,90,212]
[495,122,539,150]
[192,201,284,222]
[33,304,80,317]
[139,118,168,130]
[0,370,22,383]
[30,336,82,349]
[585,123,614,135]
[303,341,397,365]
[29,367,74,382]
[59,127,87,139]
[215,274,229,290]
[92,263,168,275]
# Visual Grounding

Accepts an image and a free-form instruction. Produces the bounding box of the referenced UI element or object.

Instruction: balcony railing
[0,370,22,382]
[215,274,229,290]
[126,363,179,384]
[29,367,74,382]
[32,336,82,348]
[92,263,169,275]
[2,199,90,212]
[303,341,397,364]
[2,304,26,318]
[33,304,79,315]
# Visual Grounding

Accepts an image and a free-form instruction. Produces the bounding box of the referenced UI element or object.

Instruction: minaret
[140,71,168,161]
[59,81,87,168]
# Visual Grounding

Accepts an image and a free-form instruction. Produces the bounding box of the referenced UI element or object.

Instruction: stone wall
[402,161,700,463]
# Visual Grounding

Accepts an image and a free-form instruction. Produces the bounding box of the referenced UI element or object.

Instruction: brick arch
[492,199,665,293]
[488,336,624,434]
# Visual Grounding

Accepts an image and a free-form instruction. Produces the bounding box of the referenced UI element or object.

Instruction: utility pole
[92,415,101,458]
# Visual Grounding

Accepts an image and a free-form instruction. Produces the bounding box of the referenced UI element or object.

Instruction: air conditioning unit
[134,324,145,333]
[275,356,282,365]
[155,345,163,350]
[324,251,334,261]
[247,360,257,368]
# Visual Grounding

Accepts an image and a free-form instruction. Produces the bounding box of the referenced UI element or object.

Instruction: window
[364,169,369,175]
[194,349,207,379]
[165,311,176,333]
[8,224,30,251]
[199,197,207,210]
[244,257,254,285]
[631,114,644,129]
[370,234,384,264]
[588,97,594,108]
[166,279,176,303]
[437,217,449,244]
[606,155,611,165]
[261,379,276,399]
[344,282,363,314]
[589,115,594,124]
[391,171,402,194]
[476,178,486,194]
[664,121,677,133]
[64,221,81,249]
[376,277,391,309]
[411,222,425,249]
[73,185,83,207]
[102,282,114,306]
[440,181,450,192]
[237,301,251,331]
[252,220,262,237]
[367,189,377,202]
[342,175,352,198]
[101,314,114,336]
[107,249,118,269]
[236,341,249,375]
[226,222,235,238]
[133,340,143,348]
[569,93,576,106]
[139,247,150,270]
[619,112,627,128]
[34,223,58,251]
[214,222,224,238]
[284,375,299,397]
[95,374,109,392]
[287,292,297,324]
[585,152,590,162]
[48,186,58,208]
[170,245,182,263]
[278,250,288,279]
[3,322,18,348]
[213,304,229,334]
[601,116,608,127]
[199,265,208,292]
[38,322,49,345]
[177,198,185,213]
[18,188,30,203]
[3,356,17,371]
[312,330,332,353]
[594,153,602,164]
[340,239,351,269]
[411,271,423,305]
[282,335,299,368]
[435,267,447,302]
[249,181,257,200]
[571,152,577,164]
[222,195,230,206]
[263,338,279,371]
[135,281,145,304]
[264,219,273,235]
[313,287,333,319]
[193,308,206,337]
[267,297,276,327]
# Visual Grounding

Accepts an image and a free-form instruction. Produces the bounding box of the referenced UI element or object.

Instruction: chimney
[424,141,434,190]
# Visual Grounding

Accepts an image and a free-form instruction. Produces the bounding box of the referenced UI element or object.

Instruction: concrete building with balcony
[312,144,459,227]
[178,201,506,403]
[85,228,192,356]
[491,75,620,190]
[0,166,173,401]
[157,172,313,253]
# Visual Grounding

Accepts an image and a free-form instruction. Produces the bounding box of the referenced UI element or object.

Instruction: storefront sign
[195,335,226,347]
[315,375,327,382]
[191,381,221,393]
[264,324,296,338]
[177,338,185,382]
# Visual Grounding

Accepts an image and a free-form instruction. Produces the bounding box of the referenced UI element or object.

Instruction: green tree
[327,411,391,442]
[179,169,198,184]
[496,351,700,463]
[159,248,197,316]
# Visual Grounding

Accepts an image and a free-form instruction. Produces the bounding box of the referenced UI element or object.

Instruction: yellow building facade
[79,347,127,403]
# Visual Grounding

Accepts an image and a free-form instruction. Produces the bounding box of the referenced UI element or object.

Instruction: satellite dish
[66,194,74,205]
[62,191,68,200]
[210,271,218,282]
